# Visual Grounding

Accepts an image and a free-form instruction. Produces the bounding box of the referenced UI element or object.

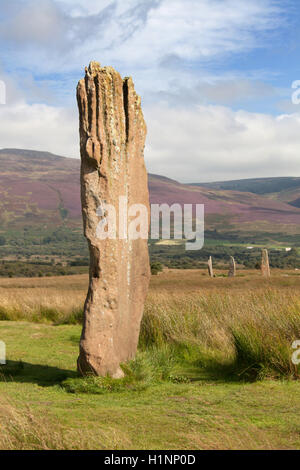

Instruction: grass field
[0,270,300,449]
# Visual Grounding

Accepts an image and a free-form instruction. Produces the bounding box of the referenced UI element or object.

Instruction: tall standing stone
[76,62,150,378]
[228,256,236,277]
[261,249,270,277]
[207,256,214,278]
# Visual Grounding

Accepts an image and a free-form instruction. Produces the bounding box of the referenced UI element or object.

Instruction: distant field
[1,269,300,322]
[0,270,300,449]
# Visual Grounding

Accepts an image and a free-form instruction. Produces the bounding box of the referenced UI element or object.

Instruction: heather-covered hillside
[1,149,300,236]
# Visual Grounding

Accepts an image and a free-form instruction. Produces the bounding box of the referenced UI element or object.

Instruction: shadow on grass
[186,355,280,384]
[175,363,246,385]
[0,345,268,390]
[169,346,262,384]
[0,359,77,387]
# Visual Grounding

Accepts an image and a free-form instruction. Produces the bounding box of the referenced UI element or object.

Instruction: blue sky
[0,0,300,182]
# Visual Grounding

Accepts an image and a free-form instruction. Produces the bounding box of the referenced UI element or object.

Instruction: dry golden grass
[0,275,86,323]
[1,268,300,321]
[0,397,131,450]
[143,288,300,378]
[0,269,300,378]
[1,270,300,449]
[0,398,289,450]
[186,415,286,450]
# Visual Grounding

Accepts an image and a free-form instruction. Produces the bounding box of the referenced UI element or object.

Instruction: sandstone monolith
[228,256,236,277]
[76,62,150,377]
[261,249,270,277]
[208,256,214,278]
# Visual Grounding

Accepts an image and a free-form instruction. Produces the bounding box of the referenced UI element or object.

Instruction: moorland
[1,269,300,450]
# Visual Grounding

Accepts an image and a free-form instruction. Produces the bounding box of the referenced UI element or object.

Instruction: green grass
[1,321,300,449]
[1,272,300,449]
[141,289,300,381]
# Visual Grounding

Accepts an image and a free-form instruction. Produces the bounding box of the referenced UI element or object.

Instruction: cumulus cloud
[0,0,65,46]
[0,0,286,133]
[1,97,300,183]
[0,100,78,157]
[0,1,282,78]
[0,0,286,114]
[144,104,300,182]
[151,78,277,108]
[0,0,296,183]
[108,0,279,66]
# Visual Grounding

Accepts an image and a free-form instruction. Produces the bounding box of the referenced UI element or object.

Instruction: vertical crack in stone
[94,75,101,163]
[123,78,130,144]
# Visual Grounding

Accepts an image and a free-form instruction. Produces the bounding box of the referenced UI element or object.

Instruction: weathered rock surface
[228,256,236,277]
[261,249,270,277]
[207,256,214,278]
[77,62,150,377]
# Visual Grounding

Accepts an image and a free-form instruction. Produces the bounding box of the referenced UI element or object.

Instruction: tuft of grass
[141,289,300,380]
[62,375,147,395]
[62,346,178,394]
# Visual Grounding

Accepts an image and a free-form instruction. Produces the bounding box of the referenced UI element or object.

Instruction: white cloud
[57,0,113,17]
[0,101,78,157]
[144,104,300,182]
[0,0,66,46]
[151,78,277,107]
[0,0,285,119]
[107,0,279,66]
[0,0,295,184]
[0,0,281,76]
[1,98,300,183]
[0,0,284,130]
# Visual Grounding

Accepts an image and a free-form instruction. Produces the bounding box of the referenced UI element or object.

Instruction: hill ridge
[0,148,300,235]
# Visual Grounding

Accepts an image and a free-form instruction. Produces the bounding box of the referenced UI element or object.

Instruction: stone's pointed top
[103,65,118,74]
[84,62,124,82]
[123,76,133,84]
[86,61,101,77]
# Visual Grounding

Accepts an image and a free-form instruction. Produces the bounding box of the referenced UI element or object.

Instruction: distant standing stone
[208,256,214,278]
[228,256,236,277]
[261,249,270,277]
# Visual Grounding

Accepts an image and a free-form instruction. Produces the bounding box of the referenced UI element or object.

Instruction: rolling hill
[1,148,300,238]
[190,177,300,195]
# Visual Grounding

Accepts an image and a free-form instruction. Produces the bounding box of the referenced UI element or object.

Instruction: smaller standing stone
[261,249,270,277]
[228,256,236,277]
[208,256,214,278]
